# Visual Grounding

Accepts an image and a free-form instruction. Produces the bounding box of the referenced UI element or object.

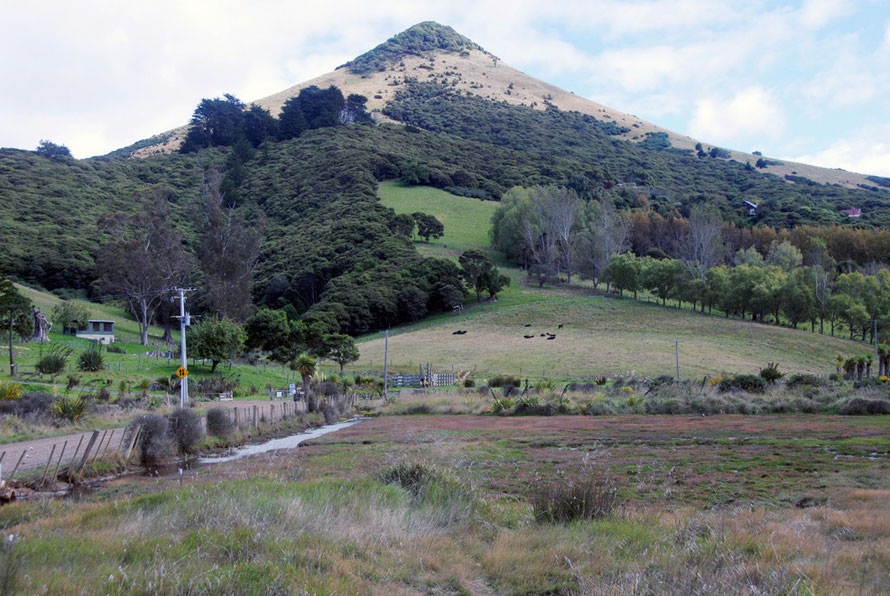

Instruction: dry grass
[357,294,860,379]
[1,410,888,593]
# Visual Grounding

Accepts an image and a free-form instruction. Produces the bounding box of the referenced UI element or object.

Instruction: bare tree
[199,171,263,322]
[590,196,630,289]
[97,189,191,345]
[680,205,724,280]
[543,187,581,283]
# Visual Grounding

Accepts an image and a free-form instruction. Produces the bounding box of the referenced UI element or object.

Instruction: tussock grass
[378,381,890,417]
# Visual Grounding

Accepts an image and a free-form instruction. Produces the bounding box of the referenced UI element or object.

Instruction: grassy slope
[2,285,295,401]
[367,183,862,379]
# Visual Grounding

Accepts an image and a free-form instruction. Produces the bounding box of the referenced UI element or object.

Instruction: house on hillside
[73,320,116,344]
[842,208,862,218]
[743,200,758,216]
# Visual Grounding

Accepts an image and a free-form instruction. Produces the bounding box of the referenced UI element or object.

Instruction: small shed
[842,208,862,218]
[743,200,758,216]
[75,320,116,344]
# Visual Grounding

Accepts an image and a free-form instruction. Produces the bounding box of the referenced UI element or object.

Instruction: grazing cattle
[524,323,532,327]
[547,336,556,340]
[523,335,534,339]
[452,330,467,335]
[558,324,564,329]
[540,333,546,337]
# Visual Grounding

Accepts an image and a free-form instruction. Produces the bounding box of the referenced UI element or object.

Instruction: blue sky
[1,0,887,175]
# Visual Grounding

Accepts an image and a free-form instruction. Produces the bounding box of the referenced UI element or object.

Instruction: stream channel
[197,417,364,465]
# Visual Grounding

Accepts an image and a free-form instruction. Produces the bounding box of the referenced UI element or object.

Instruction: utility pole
[383,329,389,400]
[173,288,192,408]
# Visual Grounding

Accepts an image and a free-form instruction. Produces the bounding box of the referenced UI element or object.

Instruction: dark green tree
[459,250,503,302]
[245,308,302,364]
[241,104,278,147]
[412,212,444,242]
[389,213,416,237]
[180,94,245,152]
[36,140,71,161]
[188,318,246,373]
[313,333,359,372]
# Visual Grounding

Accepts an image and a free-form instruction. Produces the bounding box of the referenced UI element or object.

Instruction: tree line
[492,185,890,342]
[179,87,372,153]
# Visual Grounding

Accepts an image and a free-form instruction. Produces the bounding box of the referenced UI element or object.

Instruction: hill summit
[117,22,876,190]
[340,21,483,74]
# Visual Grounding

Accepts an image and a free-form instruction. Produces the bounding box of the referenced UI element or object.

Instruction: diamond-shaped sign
[175,366,188,379]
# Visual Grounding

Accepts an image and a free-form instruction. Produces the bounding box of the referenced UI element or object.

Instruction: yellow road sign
[175,366,188,379]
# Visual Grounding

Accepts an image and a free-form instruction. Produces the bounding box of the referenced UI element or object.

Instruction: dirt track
[0,399,295,479]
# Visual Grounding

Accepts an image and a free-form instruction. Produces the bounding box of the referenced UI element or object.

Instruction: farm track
[0,399,290,475]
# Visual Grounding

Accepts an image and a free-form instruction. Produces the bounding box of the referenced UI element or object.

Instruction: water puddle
[197,417,364,465]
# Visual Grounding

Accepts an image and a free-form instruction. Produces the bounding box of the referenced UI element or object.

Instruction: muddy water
[197,417,364,465]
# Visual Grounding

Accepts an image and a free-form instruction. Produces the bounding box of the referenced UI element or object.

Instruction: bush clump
[718,374,767,393]
[169,408,204,453]
[78,343,104,372]
[489,375,520,388]
[786,374,827,389]
[530,476,619,523]
[840,398,890,415]
[0,393,54,418]
[206,407,235,439]
[380,462,436,495]
[0,382,22,401]
[49,396,88,421]
[135,414,174,465]
[759,363,784,385]
[35,344,71,378]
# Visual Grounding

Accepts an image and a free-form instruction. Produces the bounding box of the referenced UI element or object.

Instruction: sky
[1,0,888,175]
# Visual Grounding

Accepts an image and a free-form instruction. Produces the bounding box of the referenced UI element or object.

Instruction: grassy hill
[364,185,862,380]
[3,285,297,399]
[3,22,889,342]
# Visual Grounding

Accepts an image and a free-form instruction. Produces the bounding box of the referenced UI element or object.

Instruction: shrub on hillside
[718,374,767,393]
[463,378,475,388]
[206,408,234,439]
[135,414,174,465]
[530,476,619,523]
[169,408,204,452]
[786,374,827,389]
[758,363,784,385]
[78,343,104,372]
[35,344,71,378]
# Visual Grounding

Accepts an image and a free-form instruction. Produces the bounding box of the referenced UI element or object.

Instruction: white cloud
[688,87,786,145]
[789,122,890,176]
[800,0,852,29]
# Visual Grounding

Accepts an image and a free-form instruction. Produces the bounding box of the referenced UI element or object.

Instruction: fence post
[252,406,258,430]
[124,425,142,464]
[40,444,57,487]
[8,451,26,483]
[51,440,68,483]
[234,408,240,428]
[89,430,108,466]
[76,430,101,474]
